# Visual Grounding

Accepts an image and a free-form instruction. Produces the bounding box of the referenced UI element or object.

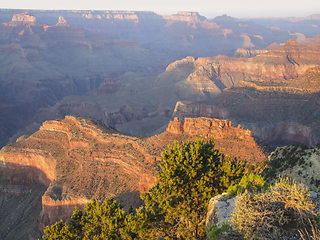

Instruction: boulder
[206,193,238,229]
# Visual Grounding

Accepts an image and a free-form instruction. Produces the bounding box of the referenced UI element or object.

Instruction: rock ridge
[9,12,38,25]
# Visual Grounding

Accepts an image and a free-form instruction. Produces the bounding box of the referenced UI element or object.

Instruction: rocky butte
[4,11,39,26]
[0,116,265,239]
[163,11,207,23]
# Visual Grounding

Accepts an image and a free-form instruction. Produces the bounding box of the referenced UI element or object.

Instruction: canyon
[20,38,320,147]
[1,9,320,240]
[1,11,320,148]
[0,116,265,238]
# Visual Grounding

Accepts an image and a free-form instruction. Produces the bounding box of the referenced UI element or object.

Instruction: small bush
[227,173,269,197]
[207,221,229,240]
[231,177,315,239]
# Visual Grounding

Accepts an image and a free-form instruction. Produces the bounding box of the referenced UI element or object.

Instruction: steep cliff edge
[0,116,266,238]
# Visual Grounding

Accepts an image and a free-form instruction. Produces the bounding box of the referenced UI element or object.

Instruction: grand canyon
[1,9,320,239]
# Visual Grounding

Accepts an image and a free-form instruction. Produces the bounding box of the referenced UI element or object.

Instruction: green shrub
[231,177,315,240]
[207,221,229,240]
[227,173,269,197]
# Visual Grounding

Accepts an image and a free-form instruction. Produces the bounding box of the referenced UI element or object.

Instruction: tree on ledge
[42,138,246,240]
[141,138,246,239]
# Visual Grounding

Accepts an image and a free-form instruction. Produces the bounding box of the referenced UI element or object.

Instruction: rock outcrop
[163,12,206,23]
[5,12,39,26]
[166,117,183,134]
[56,16,69,26]
[160,117,265,163]
[206,193,237,229]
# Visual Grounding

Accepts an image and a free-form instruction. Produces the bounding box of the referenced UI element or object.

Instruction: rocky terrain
[0,11,173,147]
[0,10,306,57]
[263,145,320,191]
[0,116,265,239]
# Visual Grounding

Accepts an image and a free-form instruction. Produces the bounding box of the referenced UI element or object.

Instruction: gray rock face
[309,191,320,212]
[206,193,238,229]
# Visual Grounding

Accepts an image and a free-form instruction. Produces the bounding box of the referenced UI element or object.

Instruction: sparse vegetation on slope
[263,145,320,191]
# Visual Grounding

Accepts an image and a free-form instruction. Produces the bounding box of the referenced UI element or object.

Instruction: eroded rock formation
[5,12,39,26]
[161,117,265,163]
[163,11,206,23]
[172,66,320,147]
[0,116,158,231]
[0,115,266,238]
[0,12,170,147]
[162,40,320,107]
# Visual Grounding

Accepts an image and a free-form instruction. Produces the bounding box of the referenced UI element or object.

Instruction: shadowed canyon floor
[0,116,266,239]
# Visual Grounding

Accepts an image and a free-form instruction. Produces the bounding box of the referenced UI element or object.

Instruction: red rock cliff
[163,117,265,163]
[0,116,265,234]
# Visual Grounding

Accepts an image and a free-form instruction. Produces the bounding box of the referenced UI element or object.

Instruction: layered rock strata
[0,115,266,238]
[172,66,320,147]
[155,117,265,163]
